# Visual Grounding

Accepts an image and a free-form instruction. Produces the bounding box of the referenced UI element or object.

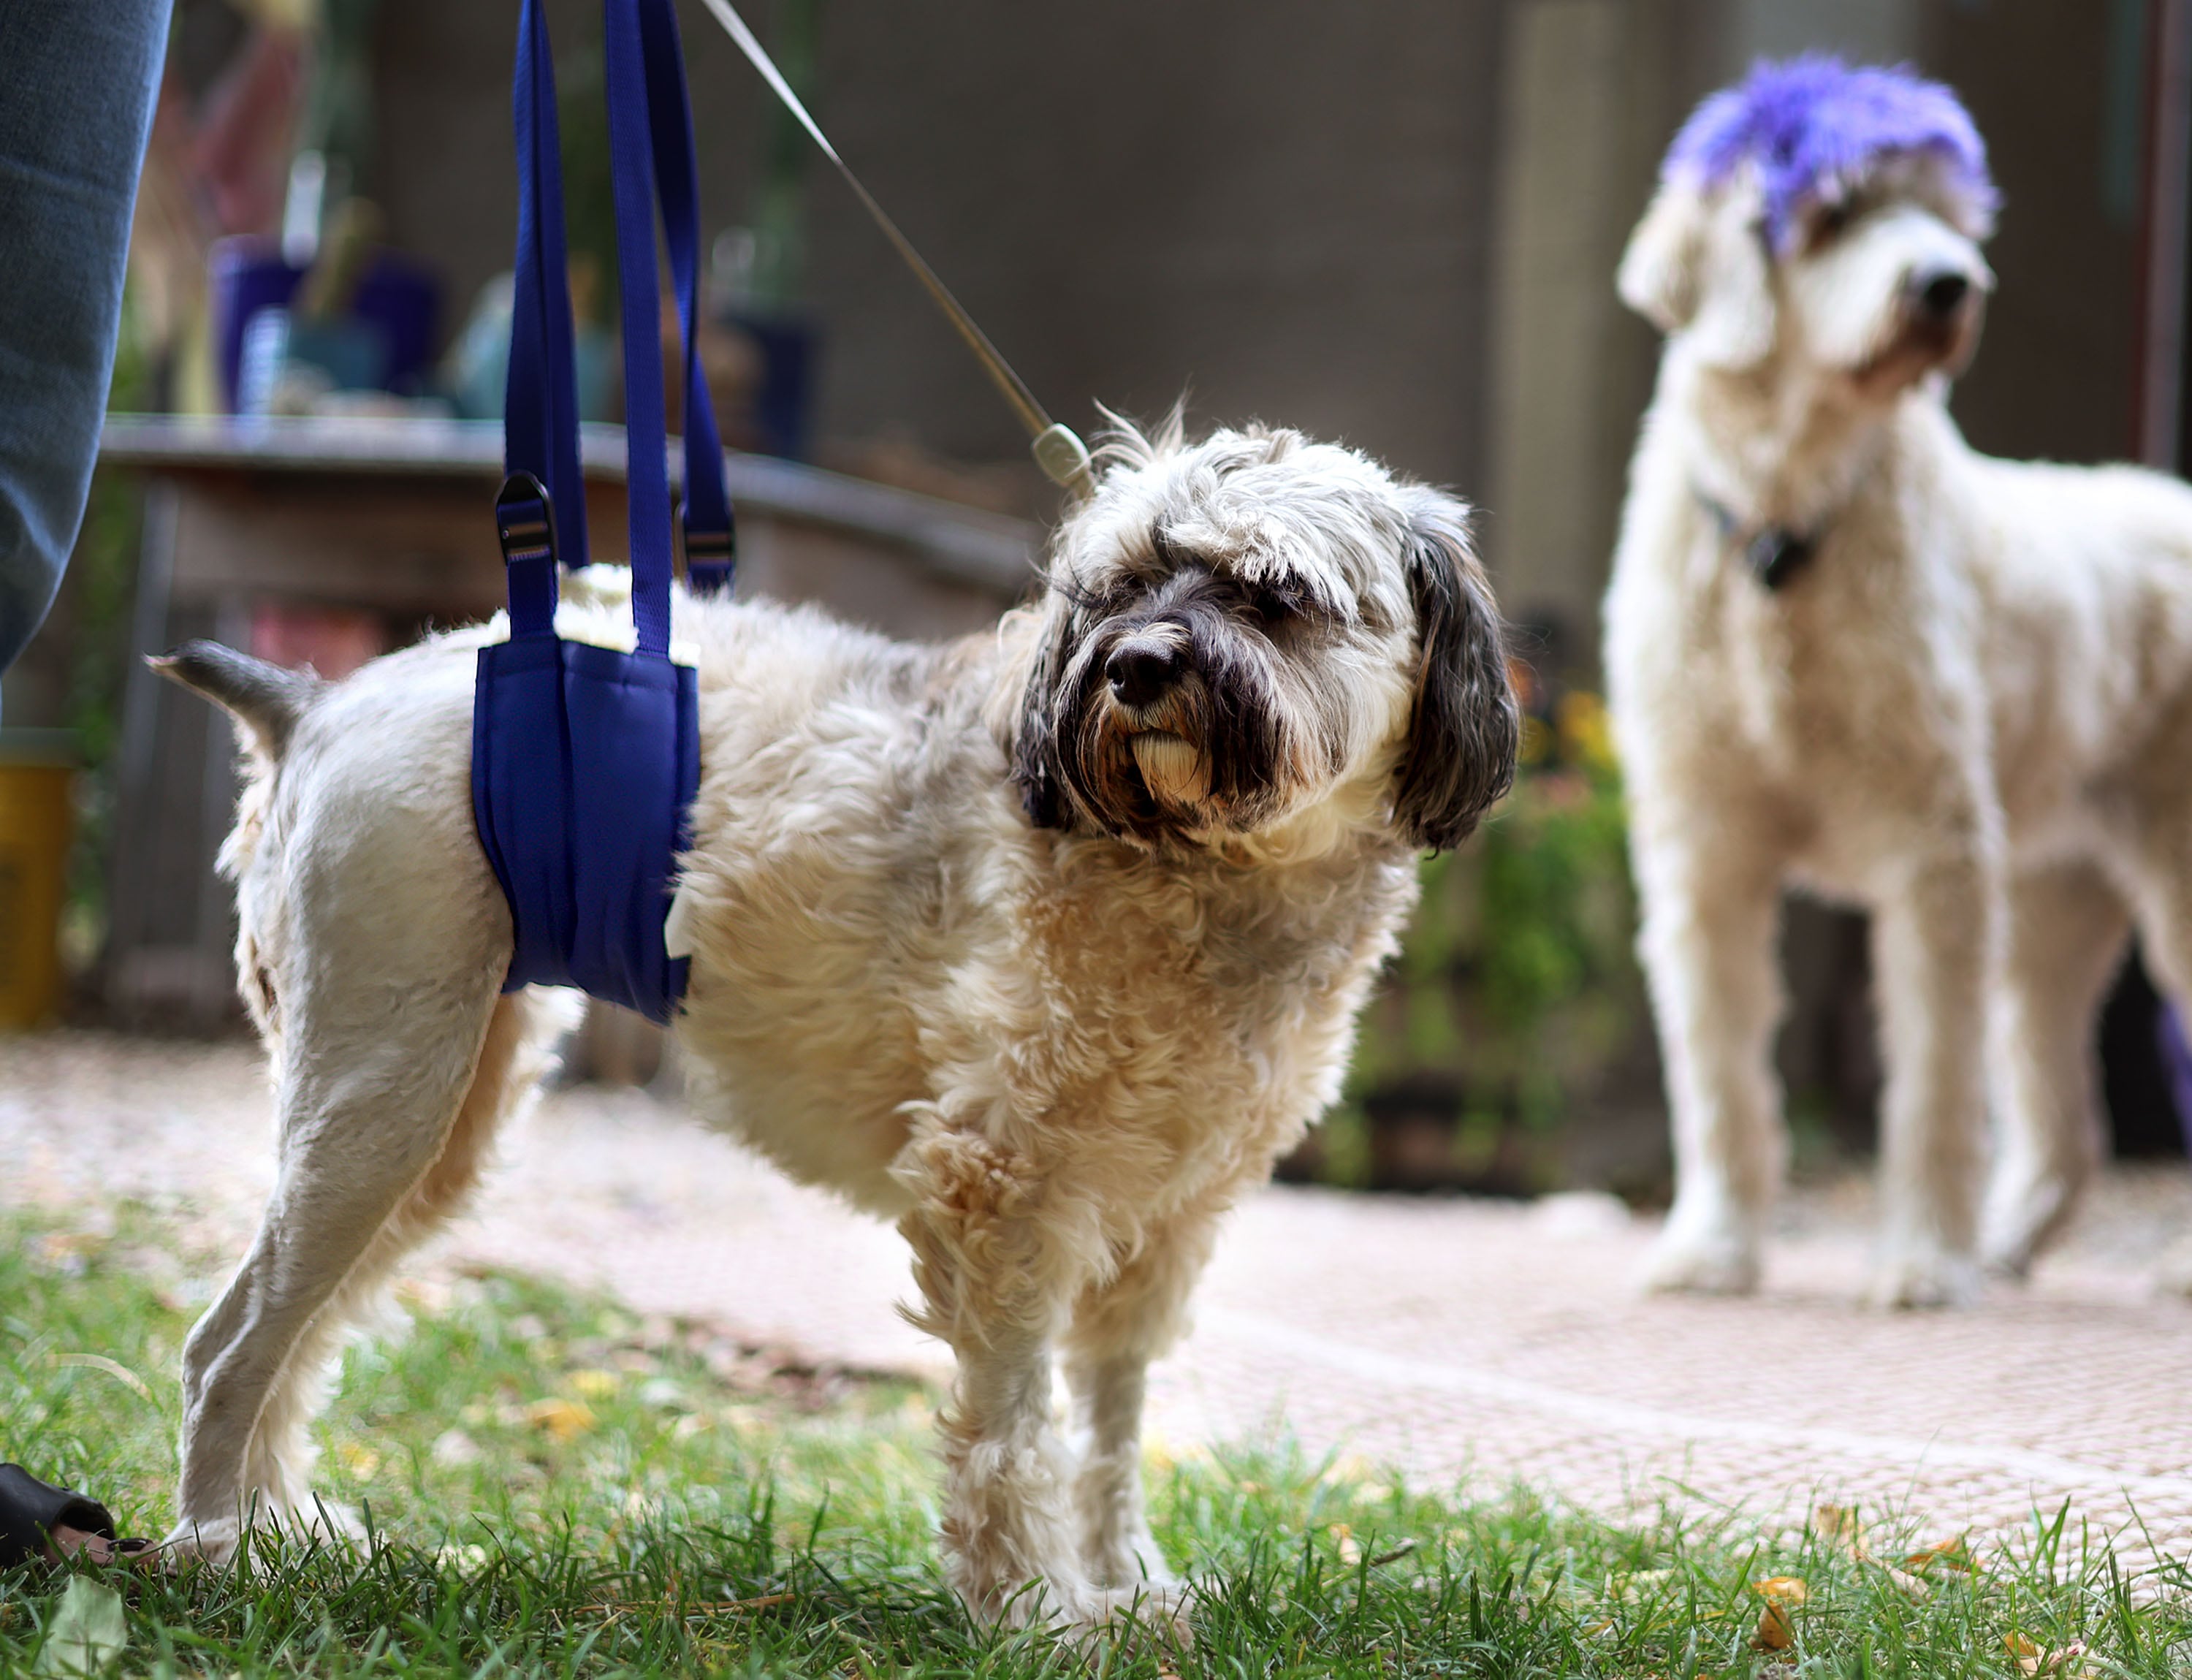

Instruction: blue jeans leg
[0,0,172,721]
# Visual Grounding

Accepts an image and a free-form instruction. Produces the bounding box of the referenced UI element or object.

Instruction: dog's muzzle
[1898,261,1987,360]
[1105,632,1185,710]
[1911,266,1971,323]
[1102,627,1212,808]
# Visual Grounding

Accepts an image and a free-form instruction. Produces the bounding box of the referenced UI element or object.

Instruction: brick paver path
[9,1032,2192,1563]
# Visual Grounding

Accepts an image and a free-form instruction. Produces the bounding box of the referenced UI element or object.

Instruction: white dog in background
[1607,58,2192,1307]
[155,418,1517,1630]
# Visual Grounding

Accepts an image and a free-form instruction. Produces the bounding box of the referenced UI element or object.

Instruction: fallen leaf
[34,1232,105,1277]
[1323,1453,1376,1486]
[2006,1632,2091,1678]
[1617,1567,1678,1604]
[336,1441,380,1481]
[1905,1537,1979,1576]
[1814,1503,1863,1554]
[568,1369,620,1401]
[568,1591,796,1619]
[1877,1560,1930,1600]
[1751,1576,1807,1652]
[524,1397,596,1442]
[1815,1500,1952,1597]
[34,1577,126,1677]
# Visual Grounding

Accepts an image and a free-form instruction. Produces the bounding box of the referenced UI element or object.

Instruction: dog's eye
[1243,580,1310,626]
[1810,200,1854,246]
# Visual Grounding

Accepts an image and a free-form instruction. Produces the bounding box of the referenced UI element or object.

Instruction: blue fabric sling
[471,0,734,1025]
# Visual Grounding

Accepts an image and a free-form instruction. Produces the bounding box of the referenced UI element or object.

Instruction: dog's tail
[151,640,324,758]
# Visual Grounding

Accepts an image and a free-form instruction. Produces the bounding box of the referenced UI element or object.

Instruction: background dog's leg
[2115,836,2192,1296]
[1632,835,1786,1295]
[170,987,567,1560]
[1062,1206,1220,1591]
[1868,857,1993,1307]
[1982,863,2128,1277]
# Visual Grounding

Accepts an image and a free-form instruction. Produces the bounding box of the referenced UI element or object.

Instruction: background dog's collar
[1696,490,1820,592]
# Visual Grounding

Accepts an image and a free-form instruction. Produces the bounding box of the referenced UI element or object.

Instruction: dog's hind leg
[1061,1206,1220,1592]
[170,981,569,1562]
[1632,829,1786,1295]
[2111,831,2192,1296]
[1868,856,1994,1307]
[1980,862,2129,1278]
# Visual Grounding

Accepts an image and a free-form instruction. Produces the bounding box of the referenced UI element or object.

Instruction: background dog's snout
[1106,639,1184,707]
[1914,269,1972,319]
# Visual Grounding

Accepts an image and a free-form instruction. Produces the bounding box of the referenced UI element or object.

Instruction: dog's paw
[1640,1220,1761,1296]
[1979,1168,2080,1280]
[2153,1236,2192,1300]
[159,1500,365,1569]
[293,1497,368,1548]
[1866,1241,1983,1310]
[159,1516,241,1566]
[1081,1527,1178,1595]
[1062,1581,1194,1652]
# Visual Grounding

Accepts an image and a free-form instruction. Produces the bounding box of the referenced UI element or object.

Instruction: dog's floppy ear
[1391,492,1518,852]
[1008,603,1072,829]
[1618,183,1706,332]
[1618,180,1777,368]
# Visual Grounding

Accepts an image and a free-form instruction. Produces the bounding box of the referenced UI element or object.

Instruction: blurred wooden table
[96,414,1038,1026]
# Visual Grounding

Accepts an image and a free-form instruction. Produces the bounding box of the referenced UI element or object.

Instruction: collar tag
[1745,527,1816,590]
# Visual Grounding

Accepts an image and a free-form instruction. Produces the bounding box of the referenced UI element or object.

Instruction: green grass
[4,1205,2190,1677]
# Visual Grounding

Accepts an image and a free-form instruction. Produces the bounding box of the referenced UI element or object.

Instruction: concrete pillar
[1484,0,1676,669]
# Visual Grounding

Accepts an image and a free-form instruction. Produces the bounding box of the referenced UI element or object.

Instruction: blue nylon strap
[474,0,720,1025]
[636,0,737,593]
[604,0,672,658]
[503,0,585,631]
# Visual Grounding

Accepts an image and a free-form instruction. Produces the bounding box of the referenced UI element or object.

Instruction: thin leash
[693,0,1095,500]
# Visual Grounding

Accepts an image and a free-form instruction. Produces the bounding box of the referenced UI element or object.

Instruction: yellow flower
[1557,691,1618,774]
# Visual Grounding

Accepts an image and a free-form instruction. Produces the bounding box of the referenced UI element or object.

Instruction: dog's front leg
[1631,825,1787,1294]
[897,1126,1133,1633]
[1062,1208,1220,1592]
[1869,853,1993,1307]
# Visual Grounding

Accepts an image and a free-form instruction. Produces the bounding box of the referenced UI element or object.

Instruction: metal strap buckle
[495,471,557,568]
[680,510,736,574]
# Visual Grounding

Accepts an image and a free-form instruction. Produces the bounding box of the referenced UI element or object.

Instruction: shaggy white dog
[1607,59,2192,1307]
[154,419,1517,1631]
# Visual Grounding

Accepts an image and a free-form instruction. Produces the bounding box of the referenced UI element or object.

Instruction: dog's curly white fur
[154,419,1517,1630]
[1608,81,2192,1307]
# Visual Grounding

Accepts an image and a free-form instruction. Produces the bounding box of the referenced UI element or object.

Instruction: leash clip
[495,471,559,569]
[1032,422,1095,498]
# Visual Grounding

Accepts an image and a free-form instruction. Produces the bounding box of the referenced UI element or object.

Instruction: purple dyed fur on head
[1664,56,1997,252]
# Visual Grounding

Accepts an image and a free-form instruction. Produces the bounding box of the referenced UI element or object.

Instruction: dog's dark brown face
[1010,422,1518,853]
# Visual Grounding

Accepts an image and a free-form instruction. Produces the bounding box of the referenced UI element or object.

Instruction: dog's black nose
[1916,270,1971,319]
[1106,640,1183,708]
